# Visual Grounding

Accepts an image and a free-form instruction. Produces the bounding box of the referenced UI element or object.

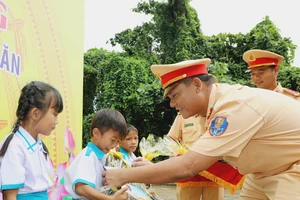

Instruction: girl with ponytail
[0,81,63,200]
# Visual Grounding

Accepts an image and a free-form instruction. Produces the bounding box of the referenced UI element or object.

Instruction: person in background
[119,124,139,165]
[64,109,128,200]
[119,124,161,198]
[168,113,224,200]
[243,49,300,100]
[0,81,63,200]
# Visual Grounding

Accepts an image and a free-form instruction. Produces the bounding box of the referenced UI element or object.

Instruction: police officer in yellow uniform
[243,49,300,100]
[168,114,224,200]
[103,58,300,200]
[168,114,206,150]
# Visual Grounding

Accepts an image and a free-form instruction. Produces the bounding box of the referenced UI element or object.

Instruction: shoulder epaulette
[283,88,300,97]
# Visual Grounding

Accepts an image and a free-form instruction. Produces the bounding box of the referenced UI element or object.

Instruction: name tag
[184,123,193,128]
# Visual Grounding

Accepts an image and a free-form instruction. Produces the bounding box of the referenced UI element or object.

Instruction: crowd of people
[1,49,300,199]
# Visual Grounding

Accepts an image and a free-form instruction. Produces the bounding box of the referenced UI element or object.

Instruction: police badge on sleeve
[209,116,228,136]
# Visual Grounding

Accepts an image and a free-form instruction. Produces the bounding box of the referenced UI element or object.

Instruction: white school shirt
[64,142,106,199]
[119,147,136,166]
[0,126,53,193]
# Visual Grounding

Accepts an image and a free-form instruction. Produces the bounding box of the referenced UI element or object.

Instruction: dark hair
[126,123,138,137]
[268,65,276,70]
[90,109,127,140]
[0,81,63,157]
[183,74,215,85]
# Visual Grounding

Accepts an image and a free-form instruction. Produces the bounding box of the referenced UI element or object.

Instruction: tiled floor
[152,184,240,200]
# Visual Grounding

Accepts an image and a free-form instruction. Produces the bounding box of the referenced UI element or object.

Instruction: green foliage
[278,66,300,91]
[110,24,158,63]
[81,47,177,146]
[115,0,208,64]
[206,33,248,64]
[83,64,97,116]
[205,16,297,88]
[151,0,207,63]
[82,113,93,148]
[95,53,176,140]
[245,16,296,65]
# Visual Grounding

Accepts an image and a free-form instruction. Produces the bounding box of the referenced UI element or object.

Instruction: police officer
[168,113,224,200]
[243,49,300,100]
[103,58,300,200]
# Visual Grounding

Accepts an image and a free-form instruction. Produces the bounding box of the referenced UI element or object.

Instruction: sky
[84,0,300,67]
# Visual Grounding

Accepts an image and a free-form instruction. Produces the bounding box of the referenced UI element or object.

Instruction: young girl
[0,81,63,200]
[119,125,160,199]
[119,124,139,165]
[64,109,128,200]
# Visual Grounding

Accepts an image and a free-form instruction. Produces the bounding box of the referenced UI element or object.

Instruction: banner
[0,0,84,167]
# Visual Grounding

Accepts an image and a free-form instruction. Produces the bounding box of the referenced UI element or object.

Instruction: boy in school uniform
[64,109,128,200]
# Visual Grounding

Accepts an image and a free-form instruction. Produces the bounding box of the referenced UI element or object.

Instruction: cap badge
[249,55,256,62]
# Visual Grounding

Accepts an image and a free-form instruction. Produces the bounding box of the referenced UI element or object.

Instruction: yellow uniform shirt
[274,82,300,101]
[167,110,223,200]
[167,114,206,150]
[190,83,300,179]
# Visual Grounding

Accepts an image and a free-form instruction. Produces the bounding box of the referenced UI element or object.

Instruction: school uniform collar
[87,142,105,159]
[17,126,44,153]
[119,147,130,160]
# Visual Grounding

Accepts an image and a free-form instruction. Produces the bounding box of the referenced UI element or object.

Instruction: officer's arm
[103,150,220,186]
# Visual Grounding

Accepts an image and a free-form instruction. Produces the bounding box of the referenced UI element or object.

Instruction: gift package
[101,150,162,200]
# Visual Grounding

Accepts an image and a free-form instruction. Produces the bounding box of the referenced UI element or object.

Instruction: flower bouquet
[100,150,162,200]
[139,134,177,161]
[139,134,188,161]
[105,150,131,168]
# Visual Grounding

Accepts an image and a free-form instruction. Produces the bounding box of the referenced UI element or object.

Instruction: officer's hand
[132,157,153,167]
[102,168,125,188]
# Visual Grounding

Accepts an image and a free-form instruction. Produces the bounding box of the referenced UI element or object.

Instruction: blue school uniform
[119,147,136,166]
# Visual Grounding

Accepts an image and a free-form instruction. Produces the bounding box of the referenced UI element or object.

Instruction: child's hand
[112,186,128,200]
[132,157,153,167]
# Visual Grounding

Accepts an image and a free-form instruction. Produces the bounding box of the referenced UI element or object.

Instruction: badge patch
[184,123,193,128]
[249,55,256,62]
[209,116,228,136]
[283,88,300,97]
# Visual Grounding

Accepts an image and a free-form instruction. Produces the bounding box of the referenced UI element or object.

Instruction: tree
[83,64,97,116]
[206,16,297,86]
[82,47,176,146]
[245,16,296,65]
[112,0,208,63]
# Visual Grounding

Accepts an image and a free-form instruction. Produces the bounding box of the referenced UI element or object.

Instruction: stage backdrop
[0,0,84,168]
